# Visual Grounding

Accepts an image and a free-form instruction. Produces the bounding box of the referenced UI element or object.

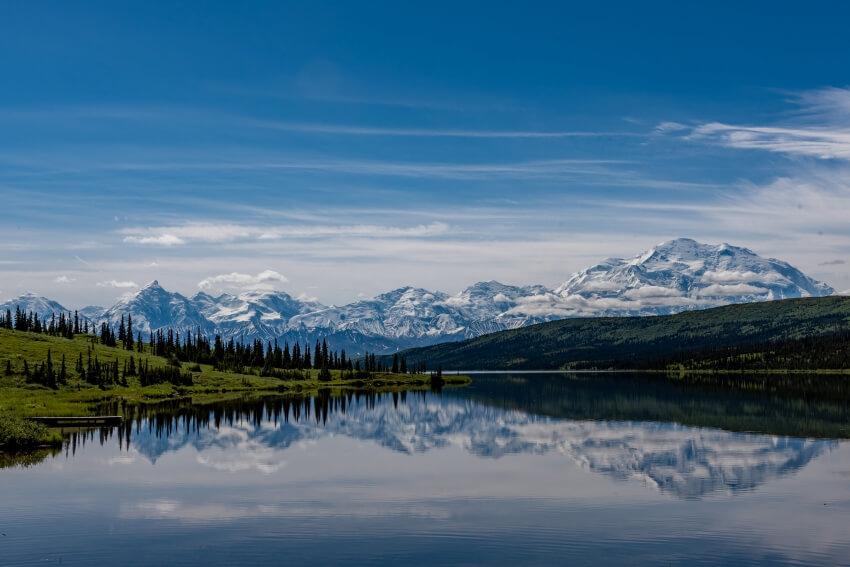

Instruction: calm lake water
[3,373,850,566]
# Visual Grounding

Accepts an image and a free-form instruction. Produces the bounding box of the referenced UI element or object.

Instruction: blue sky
[2,1,850,306]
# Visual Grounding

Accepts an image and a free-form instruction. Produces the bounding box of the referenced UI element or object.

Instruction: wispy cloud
[250,120,639,139]
[75,156,629,182]
[671,87,850,160]
[688,122,850,159]
[121,221,451,247]
[53,275,76,284]
[96,280,138,289]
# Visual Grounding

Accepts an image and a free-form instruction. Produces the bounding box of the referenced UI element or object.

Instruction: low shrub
[0,414,50,449]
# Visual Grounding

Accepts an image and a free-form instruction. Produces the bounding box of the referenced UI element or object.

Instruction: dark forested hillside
[398,297,850,370]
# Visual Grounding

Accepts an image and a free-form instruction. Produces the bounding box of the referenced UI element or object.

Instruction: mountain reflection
[67,388,836,499]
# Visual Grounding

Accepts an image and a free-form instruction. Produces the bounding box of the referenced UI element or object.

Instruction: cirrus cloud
[669,87,850,160]
[121,221,451,247]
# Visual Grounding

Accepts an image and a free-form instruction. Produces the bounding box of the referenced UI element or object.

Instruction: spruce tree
[59,354,67,386]
[126,314,134,350]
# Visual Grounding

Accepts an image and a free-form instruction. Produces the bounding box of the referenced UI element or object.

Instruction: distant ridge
[0,238,835,354]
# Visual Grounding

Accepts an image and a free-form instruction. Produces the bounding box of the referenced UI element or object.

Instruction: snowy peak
[101,281,211,335]
[0,293,73,321]
[546,238,834,317]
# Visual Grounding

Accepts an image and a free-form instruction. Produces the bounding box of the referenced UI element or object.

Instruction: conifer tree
[59,354,67,385]
[126,314,134,350]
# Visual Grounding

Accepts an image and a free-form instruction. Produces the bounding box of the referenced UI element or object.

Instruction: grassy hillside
[399,296,850,370]
[0,328,468,432]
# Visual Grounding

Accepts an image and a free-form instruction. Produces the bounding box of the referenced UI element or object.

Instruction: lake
[2,373,850,565]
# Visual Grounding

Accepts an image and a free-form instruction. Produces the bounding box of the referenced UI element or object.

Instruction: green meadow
[0,328,469,449]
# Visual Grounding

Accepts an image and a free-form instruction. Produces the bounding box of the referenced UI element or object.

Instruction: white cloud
[54,275,76,284]
[654,121,688,134]
[507,291,711,319]
[121,221,451,247]
[124,234,185,246]
[622,286,683,299]
[198,270,289,292]
[700,270,763,284]
[96,280,139,289]
[698,283,767,297]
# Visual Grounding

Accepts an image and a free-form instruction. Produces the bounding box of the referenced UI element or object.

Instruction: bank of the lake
[0,372,470,451]
[0,328,469,450]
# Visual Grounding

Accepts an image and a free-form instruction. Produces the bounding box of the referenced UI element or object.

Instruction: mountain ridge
[0,238,836,353]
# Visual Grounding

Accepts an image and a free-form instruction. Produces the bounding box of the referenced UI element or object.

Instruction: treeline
[0,307,86,339]
[661,330,850,372]
[2,307,425,382]
[4,346,193,390]
[140,327,422,378]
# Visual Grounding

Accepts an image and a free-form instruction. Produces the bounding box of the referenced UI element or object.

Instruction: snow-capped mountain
[79,305,106,321]
[446,280,551,334]
[290,287,460,340]
[0,293,75,322]
[504,238,835,319]
[194,289,327,341]
[3,239,836,353]
[100,280,214,336]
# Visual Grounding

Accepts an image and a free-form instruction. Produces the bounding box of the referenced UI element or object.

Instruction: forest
[397,296,850,371]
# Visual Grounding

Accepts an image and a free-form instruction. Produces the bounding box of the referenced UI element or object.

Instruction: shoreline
[448,369,850,375]
[0,372,471,451]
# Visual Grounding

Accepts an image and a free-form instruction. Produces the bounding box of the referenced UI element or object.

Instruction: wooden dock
[29,416,123,427]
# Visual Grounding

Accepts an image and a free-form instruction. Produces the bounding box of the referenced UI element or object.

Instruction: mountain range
[0,238,835,354]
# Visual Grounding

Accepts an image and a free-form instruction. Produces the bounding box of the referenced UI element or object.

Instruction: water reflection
[5,373,850,566]
[58,376,839,499]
